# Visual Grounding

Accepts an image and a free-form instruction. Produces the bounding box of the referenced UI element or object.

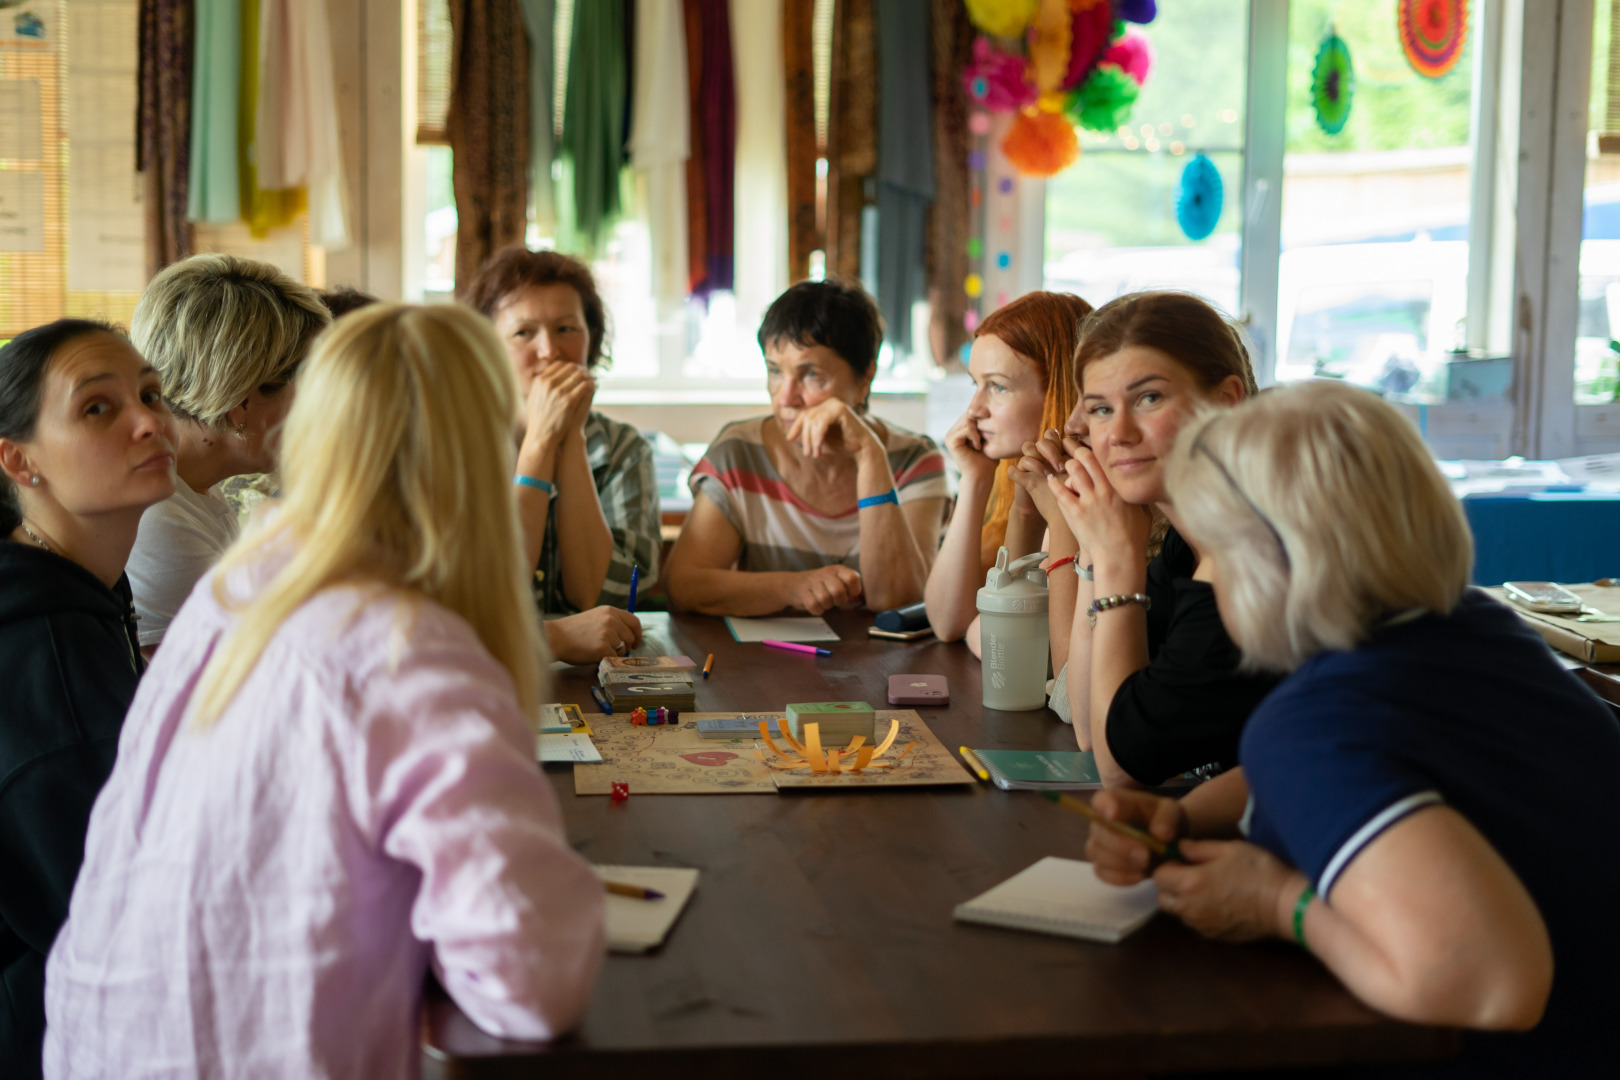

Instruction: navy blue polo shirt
[1241,590,1620,1078]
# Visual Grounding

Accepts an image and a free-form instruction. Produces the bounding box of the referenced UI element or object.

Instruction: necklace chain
[19,521,54,553]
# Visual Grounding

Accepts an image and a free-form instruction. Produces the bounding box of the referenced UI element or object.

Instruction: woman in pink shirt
[44,304,605,1078]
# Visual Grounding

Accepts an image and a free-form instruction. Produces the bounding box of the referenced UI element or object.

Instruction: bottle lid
[976,546,1050,614]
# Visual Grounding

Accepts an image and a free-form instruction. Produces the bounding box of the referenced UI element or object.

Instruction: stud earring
[29,475,40,486]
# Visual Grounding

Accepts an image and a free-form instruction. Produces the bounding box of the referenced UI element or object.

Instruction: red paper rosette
[1399,0,1469,79]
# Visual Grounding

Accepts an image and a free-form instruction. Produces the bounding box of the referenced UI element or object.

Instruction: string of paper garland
[1398,0,1468,79]
[1312,29,1354,136]
[962,0,1158,179]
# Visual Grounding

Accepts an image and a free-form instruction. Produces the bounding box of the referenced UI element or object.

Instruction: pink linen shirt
[44,553,605,1078]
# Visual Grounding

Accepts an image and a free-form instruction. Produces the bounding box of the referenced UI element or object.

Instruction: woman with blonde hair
[923,290,1092,667]
[45,304,604,1077]
[1016,291,1279,783]
[1086,380,1620,1076]
[126,253,331,653]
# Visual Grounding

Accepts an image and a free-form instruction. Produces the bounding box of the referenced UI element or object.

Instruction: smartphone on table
[1503,581,1582,614]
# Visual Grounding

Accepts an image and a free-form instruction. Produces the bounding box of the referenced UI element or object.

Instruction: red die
[611,780,629,803]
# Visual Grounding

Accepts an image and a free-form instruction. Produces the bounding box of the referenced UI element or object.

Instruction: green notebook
[971,749,1103,791]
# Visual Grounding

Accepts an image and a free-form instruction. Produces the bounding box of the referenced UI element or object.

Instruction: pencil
[1040,791,1184,862]
[703,652,715,678]
[604,880,665,900]
[627,565,640,614]
[589,685,614,715]
[958,745,989,782]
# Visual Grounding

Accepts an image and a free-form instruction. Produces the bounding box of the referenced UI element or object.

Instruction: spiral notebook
[953,857,1159,944]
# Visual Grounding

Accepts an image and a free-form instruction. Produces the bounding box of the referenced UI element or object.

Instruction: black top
[1103,527,1281,785]
[0,542,142,1080]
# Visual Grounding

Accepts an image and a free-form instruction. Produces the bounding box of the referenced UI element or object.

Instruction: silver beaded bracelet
[1087,592,1151,628]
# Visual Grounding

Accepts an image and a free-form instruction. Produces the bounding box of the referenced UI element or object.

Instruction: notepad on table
[954,857,1158,944]
[538,732,603,764]
[594,865,700,953]
[724,615,839,643]
[971,748,1103,790]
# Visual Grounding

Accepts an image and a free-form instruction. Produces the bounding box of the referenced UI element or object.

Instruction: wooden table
[422,611,1458,1078]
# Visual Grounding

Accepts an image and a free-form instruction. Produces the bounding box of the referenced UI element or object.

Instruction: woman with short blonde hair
[1087,380,1620,1076]
[126,253,330,651]
[46,304,605,1076]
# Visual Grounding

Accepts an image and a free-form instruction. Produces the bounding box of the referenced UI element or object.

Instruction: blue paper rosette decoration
[1176,153,1223,242]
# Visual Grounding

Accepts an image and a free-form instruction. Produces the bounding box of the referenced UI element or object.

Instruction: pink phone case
[888,674,949,706]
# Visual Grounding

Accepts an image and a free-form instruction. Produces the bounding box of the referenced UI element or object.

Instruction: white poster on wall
[0,5,54,49]
[0,169,45,251]
[0,78,43,160]
[66,0,144,291]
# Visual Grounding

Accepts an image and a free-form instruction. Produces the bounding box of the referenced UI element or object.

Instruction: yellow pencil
[958,745,990,782]
[1040,791,1183,861]
[604,880,665,900]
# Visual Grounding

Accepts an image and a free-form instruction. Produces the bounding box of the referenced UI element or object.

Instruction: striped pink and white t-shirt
[689,416,948,573]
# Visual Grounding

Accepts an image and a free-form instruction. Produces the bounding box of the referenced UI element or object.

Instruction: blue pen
[627,565,640,614]
[590,685,614,714]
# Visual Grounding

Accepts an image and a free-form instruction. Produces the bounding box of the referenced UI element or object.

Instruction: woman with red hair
[924,290,1092,671]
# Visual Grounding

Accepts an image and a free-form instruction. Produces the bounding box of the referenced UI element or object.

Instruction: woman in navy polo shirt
[1086,380,1620,1076]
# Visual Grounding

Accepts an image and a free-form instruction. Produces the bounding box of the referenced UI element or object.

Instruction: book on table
[953,857,1158,944]
[970,748,1104,790]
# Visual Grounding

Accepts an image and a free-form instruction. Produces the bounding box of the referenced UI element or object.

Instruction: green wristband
[1293,882,1316,952]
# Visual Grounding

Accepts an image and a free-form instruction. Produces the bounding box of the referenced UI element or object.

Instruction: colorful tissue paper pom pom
[1312,31,1354,135]
[1065,63,1140,133]
[1176,153,1224,241]
[1399,0,1468,79]
[1116,0,1158,23]
[1063,0,1117,89]
[1001,110,1080,178]
[966,0,1039,38]
[963,36,1038,113]
[1103,32,1153,85]
[1028,0,1074,93]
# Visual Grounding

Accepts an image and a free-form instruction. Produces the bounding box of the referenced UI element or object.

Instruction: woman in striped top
[665,280,949,616]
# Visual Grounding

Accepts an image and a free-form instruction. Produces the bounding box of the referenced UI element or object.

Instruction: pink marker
[762,640,832,657]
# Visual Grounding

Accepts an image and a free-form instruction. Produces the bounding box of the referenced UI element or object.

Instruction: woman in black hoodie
[0,320,176,1079]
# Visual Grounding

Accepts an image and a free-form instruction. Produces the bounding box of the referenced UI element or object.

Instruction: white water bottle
[976,547,1051,712]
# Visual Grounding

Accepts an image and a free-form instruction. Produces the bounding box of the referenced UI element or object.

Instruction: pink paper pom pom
[963,36,1038,113]
[1103,33,1154,85]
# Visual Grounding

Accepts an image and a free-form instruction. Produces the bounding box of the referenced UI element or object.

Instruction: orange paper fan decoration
[1001,110,1079,177]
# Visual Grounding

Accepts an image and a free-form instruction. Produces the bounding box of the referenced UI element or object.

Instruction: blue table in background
[1463,492,1620,585]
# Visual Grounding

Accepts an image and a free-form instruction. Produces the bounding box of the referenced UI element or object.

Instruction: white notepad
[953,857,1159,944]
[724,615,839,643]
[538,732,603,763]
[594,865,700,953]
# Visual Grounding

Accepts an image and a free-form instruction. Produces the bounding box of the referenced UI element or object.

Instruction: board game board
[765,710,977,790]
[574,712,783,795]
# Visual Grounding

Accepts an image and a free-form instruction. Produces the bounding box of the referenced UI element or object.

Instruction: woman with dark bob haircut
[0,319,176,1078]
[664,278,948,616]
[466,246,660,665]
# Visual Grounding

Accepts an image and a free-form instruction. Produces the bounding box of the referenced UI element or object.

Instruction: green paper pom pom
[1312,31,1354,135]
[1066,64,1140,134]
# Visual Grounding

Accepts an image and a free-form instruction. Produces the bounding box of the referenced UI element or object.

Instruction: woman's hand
[1086,789,1189,886]
[545,606,643,665]
[787,564,864,615]
[944,411,998,488]
[1046,446,1153,570]
[1009,429,1074,528]
[522,363,596,456]
[1152,840,1300,944]
[784,398,882,460]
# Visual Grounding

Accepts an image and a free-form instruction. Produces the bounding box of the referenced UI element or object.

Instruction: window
[1579,0,1619,404]
[1043,0,1249,315]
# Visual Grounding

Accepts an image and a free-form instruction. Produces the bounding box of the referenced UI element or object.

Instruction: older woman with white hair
[1085,380,1620,1076]
[126,253,330,653]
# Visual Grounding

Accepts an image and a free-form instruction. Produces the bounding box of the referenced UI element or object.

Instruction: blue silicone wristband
[857,489,899,509]
[514,475,556,496]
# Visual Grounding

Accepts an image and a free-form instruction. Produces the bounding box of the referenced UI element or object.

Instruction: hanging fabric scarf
[875,0,934,354]
[137,0,194,275]
[561,0,628,255]
[449,0,530,294]
[629,0,690,308]
[731,0,787,320]
[519,0,556,236]
[682,0,735,298]
[927,0,973,368]
[783,0,819,283]
[256,0,352,248]
[187,0,242,224]
[239,0,304,238]
[827,0,876,284]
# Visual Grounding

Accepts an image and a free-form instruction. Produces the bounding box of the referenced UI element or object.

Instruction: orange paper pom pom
[1001,110,1080,178]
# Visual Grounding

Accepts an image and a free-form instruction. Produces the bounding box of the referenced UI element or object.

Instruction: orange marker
[703,653,715,679]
